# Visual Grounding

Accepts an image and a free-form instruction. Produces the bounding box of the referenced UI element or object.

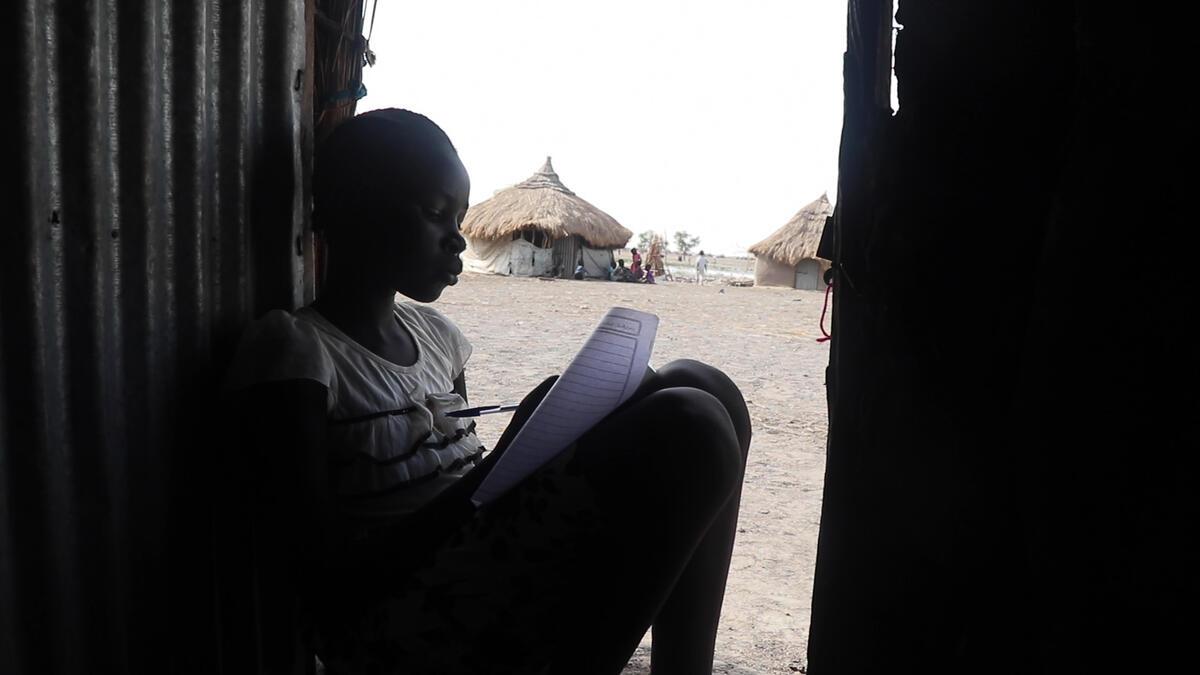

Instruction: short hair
[313,108,458,235]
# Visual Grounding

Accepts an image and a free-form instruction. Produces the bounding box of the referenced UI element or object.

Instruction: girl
[227,109,751,674]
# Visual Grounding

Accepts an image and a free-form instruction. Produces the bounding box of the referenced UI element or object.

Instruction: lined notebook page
[471,307,659,507]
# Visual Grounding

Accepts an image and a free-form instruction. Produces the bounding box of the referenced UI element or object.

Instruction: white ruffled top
[226,301,482,517]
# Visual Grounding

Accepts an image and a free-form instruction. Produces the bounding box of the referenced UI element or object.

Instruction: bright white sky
[360,1,846,257]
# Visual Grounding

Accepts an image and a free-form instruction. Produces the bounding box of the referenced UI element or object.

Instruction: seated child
[612,258,633,282]
[225,109,751,674]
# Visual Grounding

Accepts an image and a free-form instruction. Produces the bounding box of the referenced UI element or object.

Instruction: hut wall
[553,236,613,279]
[580,244,616,279]
[509,239,555,277]
[463,236,512,275]
[552,236,579,278]
[754,257,797,287]
[465,236,560,277]
[4,2,312,673]
[794,259,828,290]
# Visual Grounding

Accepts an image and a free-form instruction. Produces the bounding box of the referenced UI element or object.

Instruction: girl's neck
[312,277,397,335]
[312,281,418,366]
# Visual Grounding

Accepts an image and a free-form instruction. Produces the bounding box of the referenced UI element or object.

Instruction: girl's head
[314,109,469,302]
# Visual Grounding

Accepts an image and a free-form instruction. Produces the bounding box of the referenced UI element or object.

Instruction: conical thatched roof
[748,193,834,266]
[461,157,633,249]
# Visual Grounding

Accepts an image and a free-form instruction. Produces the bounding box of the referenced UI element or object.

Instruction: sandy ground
[431,271,831,674]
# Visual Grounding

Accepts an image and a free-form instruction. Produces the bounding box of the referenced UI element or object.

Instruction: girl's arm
[241,379,337,592]
[243,379,415,603]
[230,377,336,667]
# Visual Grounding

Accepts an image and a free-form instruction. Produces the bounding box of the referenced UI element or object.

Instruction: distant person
[612,258,632,282]
[630,260,644,281]
[695,250,709,286]
[573,258,585,280]
[644,267,656,284]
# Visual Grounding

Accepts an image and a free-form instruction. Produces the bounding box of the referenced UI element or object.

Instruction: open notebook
[471,307,659,507]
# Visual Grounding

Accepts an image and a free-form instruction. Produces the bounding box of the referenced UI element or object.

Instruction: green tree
[637,230,656,251]
[673,231,700,256]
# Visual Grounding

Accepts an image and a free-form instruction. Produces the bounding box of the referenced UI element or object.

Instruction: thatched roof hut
[461,157,633,278]
[749,192,834,289]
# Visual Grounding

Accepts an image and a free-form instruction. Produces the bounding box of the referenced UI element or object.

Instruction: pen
[445,404,520,418]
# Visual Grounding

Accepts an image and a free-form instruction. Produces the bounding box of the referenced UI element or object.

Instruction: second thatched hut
[461,157,632,278]
[749,193,834,290]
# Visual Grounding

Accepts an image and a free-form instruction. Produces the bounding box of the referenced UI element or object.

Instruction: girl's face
[376,147,470,303]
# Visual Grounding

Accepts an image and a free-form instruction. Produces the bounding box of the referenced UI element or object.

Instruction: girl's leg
[548,384,745,672]
[506,360,751,673]
[637,361,752,674]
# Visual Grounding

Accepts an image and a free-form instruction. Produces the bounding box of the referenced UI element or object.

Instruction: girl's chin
[397,277,456,303]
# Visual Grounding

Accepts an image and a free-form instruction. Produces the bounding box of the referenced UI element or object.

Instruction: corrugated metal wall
[3,1,312,673]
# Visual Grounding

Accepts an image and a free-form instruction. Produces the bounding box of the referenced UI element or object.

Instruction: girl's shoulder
[396,300,448,322]
[395,302,461,339]
[224,308,336,392]
[395,301,472,371]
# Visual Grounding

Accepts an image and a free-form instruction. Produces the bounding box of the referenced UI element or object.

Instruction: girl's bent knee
[654,360,751,451]
[641,388,743,497]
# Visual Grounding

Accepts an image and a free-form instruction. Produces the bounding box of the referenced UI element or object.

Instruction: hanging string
[365,0,378,41]
[362,0,379,67]
[816,278,833,343]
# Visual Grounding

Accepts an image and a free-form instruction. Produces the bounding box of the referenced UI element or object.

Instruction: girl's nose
[445,231,466,254]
